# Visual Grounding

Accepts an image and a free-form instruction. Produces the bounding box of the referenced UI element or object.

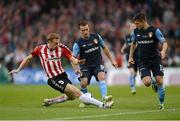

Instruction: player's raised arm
[8,54,33,74]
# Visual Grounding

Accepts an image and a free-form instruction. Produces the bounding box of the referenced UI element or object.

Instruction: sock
[128,75,136,91]
[80,87,88,93]
[51,94,68,104]
[98,81,107,98]
[79,94,103,107]
[157,85,165,104]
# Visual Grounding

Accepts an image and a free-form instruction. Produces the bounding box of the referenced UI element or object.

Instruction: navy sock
[80,88,88,93]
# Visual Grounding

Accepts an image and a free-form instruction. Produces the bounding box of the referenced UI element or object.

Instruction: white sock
[51,94,68,104]
[79,94,103,107]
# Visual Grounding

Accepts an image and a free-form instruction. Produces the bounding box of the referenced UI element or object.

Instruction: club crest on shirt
[82,44,86,47]
[148,32,153,38]
[93,39,98,44]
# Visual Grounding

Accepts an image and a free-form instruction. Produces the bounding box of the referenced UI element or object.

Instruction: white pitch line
[53,108,177,120]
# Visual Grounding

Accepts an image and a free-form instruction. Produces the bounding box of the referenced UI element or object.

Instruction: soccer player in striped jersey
[9,33,114,108]
[129,13,168,110]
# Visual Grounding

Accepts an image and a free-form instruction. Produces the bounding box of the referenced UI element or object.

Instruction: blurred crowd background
[0,0,180,73]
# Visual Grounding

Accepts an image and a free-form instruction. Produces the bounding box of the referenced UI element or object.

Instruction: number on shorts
[58,80,64,85]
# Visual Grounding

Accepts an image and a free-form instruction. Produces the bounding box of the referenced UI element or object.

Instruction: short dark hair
[133,13,147,22]
[78,20,88,28]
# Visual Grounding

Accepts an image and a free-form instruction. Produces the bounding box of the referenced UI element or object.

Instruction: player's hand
[128,57,134,64]
[160,51,166,59]
[8,69,19,75]
[121,48,125,54]
[78,59,86,64]
[112,61,118,68]
[75,69,82,76]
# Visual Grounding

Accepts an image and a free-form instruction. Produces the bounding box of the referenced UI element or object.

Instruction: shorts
[80,65,105,84]
[47,72,72,93]
[139,57,164,79]
[127,62,138,72]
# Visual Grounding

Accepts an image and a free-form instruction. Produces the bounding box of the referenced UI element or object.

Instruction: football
[79,93,93,108]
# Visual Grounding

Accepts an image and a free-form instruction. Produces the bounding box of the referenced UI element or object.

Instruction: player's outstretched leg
[42,94,69,106]
[66,83,114,108]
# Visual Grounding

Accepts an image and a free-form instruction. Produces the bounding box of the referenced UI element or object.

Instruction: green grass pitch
[0,84,180,120]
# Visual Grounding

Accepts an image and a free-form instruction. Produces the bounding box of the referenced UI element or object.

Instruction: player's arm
[121,43,128,54]
[70,56,85,76]
[8,54,33,74]
[71,43,82,75]
[161,42,168,59]
[128,31,136,64]
[129,42,137,64]
[103,45,117,68]
[98,34,118,68]
[70,57,85,65]
[155,29,168,59]
[62,44,85,70]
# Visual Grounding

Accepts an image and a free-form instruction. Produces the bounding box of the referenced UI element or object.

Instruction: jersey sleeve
[31,46,41,57]
[72,43,80,57]
[131,31,136,42]
[97,34,105,48]
[61,45,73,60]
[155,29,166,43]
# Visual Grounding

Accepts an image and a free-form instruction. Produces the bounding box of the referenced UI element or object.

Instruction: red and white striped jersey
[31,43,72,79]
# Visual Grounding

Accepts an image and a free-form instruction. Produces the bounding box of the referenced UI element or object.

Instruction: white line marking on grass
[54,108,177,120]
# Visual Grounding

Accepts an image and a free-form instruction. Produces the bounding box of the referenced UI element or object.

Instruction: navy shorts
[80,65,105,84]
[127,62,138,72]
[47,72,72,93]
[139,57,164,79]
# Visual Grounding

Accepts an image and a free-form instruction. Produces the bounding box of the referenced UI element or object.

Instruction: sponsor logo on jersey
[45,57,61,61]
[85,46,99,53]
[137,40,154,44]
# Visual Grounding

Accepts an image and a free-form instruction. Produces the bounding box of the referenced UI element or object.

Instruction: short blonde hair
[47,33,60,42]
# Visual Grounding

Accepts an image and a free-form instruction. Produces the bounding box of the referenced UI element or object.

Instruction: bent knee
[97,72,105,80]
[80,78,88,88]
[155,76,163,85]
[142,76,151,87]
